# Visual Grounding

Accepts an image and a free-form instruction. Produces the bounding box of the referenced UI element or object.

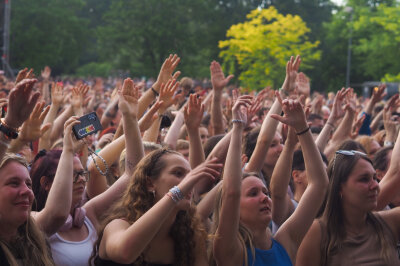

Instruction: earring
[152,190,156,197]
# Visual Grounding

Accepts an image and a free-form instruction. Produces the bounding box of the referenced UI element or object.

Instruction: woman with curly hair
[91,148,222,265]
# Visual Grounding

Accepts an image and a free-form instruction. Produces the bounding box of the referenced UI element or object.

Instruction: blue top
[246,238,292,266]
[358,112,371,136]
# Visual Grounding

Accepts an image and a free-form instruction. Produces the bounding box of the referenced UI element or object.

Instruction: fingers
[40,123,52,136]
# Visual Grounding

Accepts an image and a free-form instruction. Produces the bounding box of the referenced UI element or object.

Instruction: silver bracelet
[232,119,245,125]
[169,186,184,203]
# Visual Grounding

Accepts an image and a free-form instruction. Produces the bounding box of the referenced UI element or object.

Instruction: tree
[10,0,90,75]
[219,6,320,90]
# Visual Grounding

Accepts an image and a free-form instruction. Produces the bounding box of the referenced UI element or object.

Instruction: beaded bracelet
[296,127,310,136]
[151,87,159,97]
[232,119,246,125]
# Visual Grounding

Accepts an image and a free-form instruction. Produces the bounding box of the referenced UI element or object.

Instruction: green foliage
[219,7,320,90]
[75,62,113,77]
[10,0,90,75]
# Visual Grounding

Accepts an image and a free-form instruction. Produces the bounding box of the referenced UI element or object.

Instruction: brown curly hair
[90,148,206,265]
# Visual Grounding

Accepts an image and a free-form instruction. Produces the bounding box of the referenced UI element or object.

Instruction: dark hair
[373,146,393,171]
[307,113,323,122]
[203,134,225,158]
[243,126,260,160]
[321,152,391,264]
[30,149,62,211]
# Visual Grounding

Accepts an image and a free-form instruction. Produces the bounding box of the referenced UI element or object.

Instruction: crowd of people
[1,53,400,266]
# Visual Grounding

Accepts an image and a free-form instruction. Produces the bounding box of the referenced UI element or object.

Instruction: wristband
[0,122,19,139]
[326,122,336,130]
[151,87,159,97]
[296,127,310,136]
[0,118,19,132]
[279,88,290,97]
[384,140,394,147]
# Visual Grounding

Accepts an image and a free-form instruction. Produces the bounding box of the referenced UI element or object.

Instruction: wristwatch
[384,140,394,147]
[0,122,18,139]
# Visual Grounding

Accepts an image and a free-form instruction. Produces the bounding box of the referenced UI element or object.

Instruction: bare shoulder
[376,208,400,241]
[296,219,322,266]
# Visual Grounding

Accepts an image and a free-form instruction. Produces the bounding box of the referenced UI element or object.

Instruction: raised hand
[232,95,253,126]
[178,157,222,195]
[210,61,234,91]
[330,87,350,121]
[41,66,51,80]
[15,68,34,84]
[155,54,181,91]
[71,84,89,115]
[350,114,366,139]
[270,91,308,133]
[281,55,301,94]
[19,101,51,142]
[5,78,40,128]
[383,94,400,141]
[246,97,263,126]
[184,94,204,132]
[158,79,180,114]
[63,116,83,153]
[371,84,386,104]
[51,82,64,107]
[295,72,310,97]
[118,78,140,119]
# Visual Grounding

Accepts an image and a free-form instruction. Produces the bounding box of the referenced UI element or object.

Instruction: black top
[94,256,173,266]
[0,247,10,266]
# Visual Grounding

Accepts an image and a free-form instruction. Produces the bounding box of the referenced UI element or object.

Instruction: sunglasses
[332,150,367,173]
[73,170,90,183]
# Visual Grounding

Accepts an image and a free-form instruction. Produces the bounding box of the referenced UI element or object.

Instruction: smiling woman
[0,154,54,266]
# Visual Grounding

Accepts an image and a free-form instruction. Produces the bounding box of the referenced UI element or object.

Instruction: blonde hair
[0,153,54,266]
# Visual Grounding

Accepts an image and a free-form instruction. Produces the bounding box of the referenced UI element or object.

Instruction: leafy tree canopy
[219,6,320,90]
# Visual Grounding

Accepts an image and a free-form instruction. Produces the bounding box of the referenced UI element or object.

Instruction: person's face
[310,118,324,130]
[264,132,283,167]
[240,176,272,229]
[0,161,34,228]
[199,127,209,145]
[152,154,192,210]
[340,158,379,212]
[72,157,87,205]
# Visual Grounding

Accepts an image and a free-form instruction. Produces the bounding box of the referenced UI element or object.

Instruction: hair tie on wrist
[232,119,245,125]
[296,127,310,136]
[326,122,335,130]
[151,87,159,97]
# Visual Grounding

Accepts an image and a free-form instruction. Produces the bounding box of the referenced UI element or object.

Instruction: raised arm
[9,101,51,154]
[84,78,145,228]
[213,95,253,266]
[33,116,82,236]
[210,61,234,135]
[143,79,179,143]
[0,78,40,160]
[39,82,64,150]
[271,93,328,262]
[315,88,348,152]
[101,159,221,264]
[359,84,386,135]
[245,55,301,173]
[164,109,185,150]
[377,95,400,210]
[184,94,205,168]
[270,126,297,227]
[138,54,181,119]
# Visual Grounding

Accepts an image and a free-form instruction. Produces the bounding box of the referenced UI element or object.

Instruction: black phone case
[72,112,102,139]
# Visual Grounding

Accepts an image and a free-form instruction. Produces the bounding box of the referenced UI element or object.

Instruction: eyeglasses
[332,150,367,173]
[73,170,90,183]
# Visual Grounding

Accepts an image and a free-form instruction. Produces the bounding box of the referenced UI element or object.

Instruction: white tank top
[49,216,97,266]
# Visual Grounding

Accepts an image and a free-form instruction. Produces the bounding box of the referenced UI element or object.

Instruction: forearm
[42,80,51,105]
[164,111,184,149]
[38,149,74,235]
[87,135,126,198]
[223,125,243,195]
[245,99,282,172]
[211,91,224,135]
[50,105,73,142]
[187,128,205,169]
[271,141,296,199]
[39,104,60,150]
[142,117,161,143]
[331,111,354,143]
[370,110,383,133]
[138,89,156,119]
[315,121,335,152]
[123,116,144,177]
[8,138,26,154]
